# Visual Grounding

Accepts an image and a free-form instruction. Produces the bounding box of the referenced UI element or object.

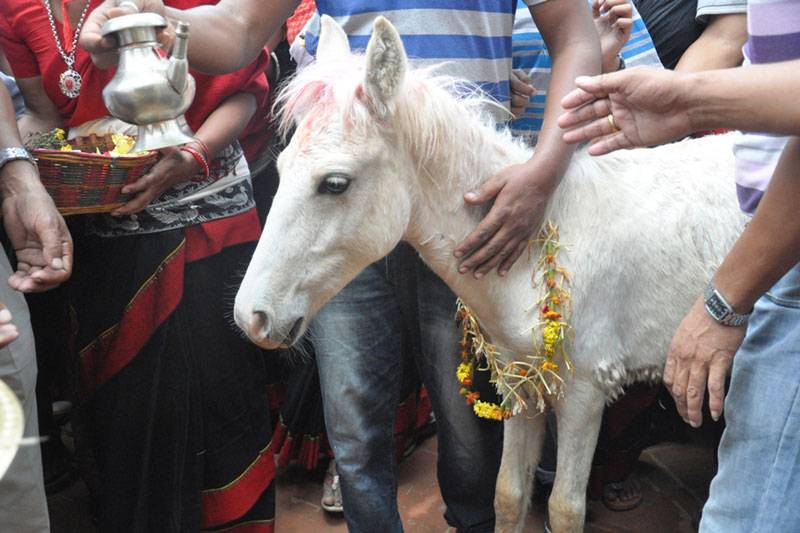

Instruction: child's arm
[114,91,257,215]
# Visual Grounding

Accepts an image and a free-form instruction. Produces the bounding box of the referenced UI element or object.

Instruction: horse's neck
[403,118,539,350]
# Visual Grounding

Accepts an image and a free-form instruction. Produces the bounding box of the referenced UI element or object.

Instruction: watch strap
[0,147,37,171]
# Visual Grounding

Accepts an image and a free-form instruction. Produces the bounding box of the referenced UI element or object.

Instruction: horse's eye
[318,174,351,195]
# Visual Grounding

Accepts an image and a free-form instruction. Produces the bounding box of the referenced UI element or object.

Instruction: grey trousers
[0,250,50,532]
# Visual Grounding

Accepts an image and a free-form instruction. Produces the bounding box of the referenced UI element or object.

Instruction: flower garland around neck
[456,221,573,420]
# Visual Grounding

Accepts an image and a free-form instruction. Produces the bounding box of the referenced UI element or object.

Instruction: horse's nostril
[250,310,269,337]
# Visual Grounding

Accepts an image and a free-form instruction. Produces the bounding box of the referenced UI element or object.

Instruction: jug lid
[101,12,166,37]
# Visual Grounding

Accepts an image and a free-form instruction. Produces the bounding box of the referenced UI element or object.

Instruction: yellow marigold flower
[473,400,504,421]
[456,361,473,384]
[543,323,560,346]
[59,144,73,151]
[54,128,65,141]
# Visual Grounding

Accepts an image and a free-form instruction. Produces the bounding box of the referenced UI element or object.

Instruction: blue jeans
[701,262,800,533]
[312,244,503,533]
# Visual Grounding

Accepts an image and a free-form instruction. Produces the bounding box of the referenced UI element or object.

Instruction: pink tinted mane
[274,53,514,177]
[274,56,371,144]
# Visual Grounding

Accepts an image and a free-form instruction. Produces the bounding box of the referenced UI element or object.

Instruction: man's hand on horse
[663,297,744,428]
[80,0,173,69]
[454,163,554,278]
[557,68,695,155]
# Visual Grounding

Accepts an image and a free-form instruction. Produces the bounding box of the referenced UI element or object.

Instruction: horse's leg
[549,379,605,533]
[495,410,546,533]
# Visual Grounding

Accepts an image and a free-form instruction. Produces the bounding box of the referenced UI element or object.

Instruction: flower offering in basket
[26,129,158,216]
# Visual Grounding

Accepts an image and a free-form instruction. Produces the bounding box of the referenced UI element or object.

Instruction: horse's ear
[364,16,407,117]
[317,15,351,62]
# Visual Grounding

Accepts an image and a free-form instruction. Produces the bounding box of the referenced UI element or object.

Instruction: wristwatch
[704,282,750,327]
[0,147,37,172]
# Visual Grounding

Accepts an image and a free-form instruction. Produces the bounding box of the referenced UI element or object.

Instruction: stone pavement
[48,432,717,532]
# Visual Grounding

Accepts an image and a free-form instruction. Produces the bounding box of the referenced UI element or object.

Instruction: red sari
[1,1,275,531]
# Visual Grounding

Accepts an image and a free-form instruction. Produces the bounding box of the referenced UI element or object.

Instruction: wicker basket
[32,134,158,216]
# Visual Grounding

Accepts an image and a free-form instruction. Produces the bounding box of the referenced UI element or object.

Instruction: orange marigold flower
[545,254,555,263]
[543,311,562,319]
[546,278,556,288]
[518,368,528,377]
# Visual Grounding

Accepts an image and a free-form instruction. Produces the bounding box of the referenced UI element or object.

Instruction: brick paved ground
[48,433,718,532]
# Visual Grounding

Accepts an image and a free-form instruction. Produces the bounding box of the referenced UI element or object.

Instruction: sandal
[321,460,344,513]
[602,478,643,512]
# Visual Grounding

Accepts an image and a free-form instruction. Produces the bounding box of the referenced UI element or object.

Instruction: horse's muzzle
[237,308,304,349]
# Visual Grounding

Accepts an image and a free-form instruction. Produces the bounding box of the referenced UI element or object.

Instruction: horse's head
[235,16,416,348]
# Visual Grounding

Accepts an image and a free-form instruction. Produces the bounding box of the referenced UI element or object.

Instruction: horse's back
[558,134,745,394]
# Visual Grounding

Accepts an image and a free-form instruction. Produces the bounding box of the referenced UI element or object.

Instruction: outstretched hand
[454,163,554,278]
[80,0,173,68]
[2,183,72,293]
[557,68,695,155]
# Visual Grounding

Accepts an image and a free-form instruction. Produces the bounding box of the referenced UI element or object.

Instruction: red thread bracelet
[191,138,211,163]
[180,146,210,181]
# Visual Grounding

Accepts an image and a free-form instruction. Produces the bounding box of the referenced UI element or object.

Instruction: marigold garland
[456,221,573,420]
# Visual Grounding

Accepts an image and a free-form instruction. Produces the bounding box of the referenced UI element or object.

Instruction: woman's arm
[81,0,299,73]
[14,76,62,140]
[114,91,257,215]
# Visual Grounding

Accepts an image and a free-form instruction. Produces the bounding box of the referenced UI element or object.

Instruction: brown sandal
[602,478,643,512]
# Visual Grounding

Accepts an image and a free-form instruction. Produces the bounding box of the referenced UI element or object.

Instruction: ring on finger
[607,114,620,133]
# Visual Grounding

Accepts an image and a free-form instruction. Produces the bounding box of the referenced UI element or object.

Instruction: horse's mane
[274,54,524,184]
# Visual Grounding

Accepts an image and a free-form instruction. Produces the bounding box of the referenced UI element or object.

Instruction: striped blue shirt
[304,0,547,120]
[510,0,662,143]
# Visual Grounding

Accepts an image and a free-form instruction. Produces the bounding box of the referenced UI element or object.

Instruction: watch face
[705,293,729,321]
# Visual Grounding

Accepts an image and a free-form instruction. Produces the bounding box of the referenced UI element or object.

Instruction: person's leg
[701,262,800,533]
[312,260,404,533]
[414,260,503,533]
[0,251,50,533]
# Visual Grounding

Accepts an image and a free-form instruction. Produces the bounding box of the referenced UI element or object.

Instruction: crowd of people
[0,0,796,532]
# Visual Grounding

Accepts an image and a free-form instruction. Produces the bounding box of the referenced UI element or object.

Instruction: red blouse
[0,0,270,160]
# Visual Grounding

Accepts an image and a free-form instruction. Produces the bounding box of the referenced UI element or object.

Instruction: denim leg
[701,262,800,533]
[312,260,404,533]
[415,259,503,533]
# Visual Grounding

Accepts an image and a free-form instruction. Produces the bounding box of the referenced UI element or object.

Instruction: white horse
[234,16,744,533]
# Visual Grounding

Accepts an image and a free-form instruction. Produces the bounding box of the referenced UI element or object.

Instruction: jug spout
[167,22,190,94]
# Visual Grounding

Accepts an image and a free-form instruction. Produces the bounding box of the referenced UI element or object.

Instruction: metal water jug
[100,11,195,152]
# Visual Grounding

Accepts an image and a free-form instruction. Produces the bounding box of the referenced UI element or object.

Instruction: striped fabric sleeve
[696,0,747,23]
